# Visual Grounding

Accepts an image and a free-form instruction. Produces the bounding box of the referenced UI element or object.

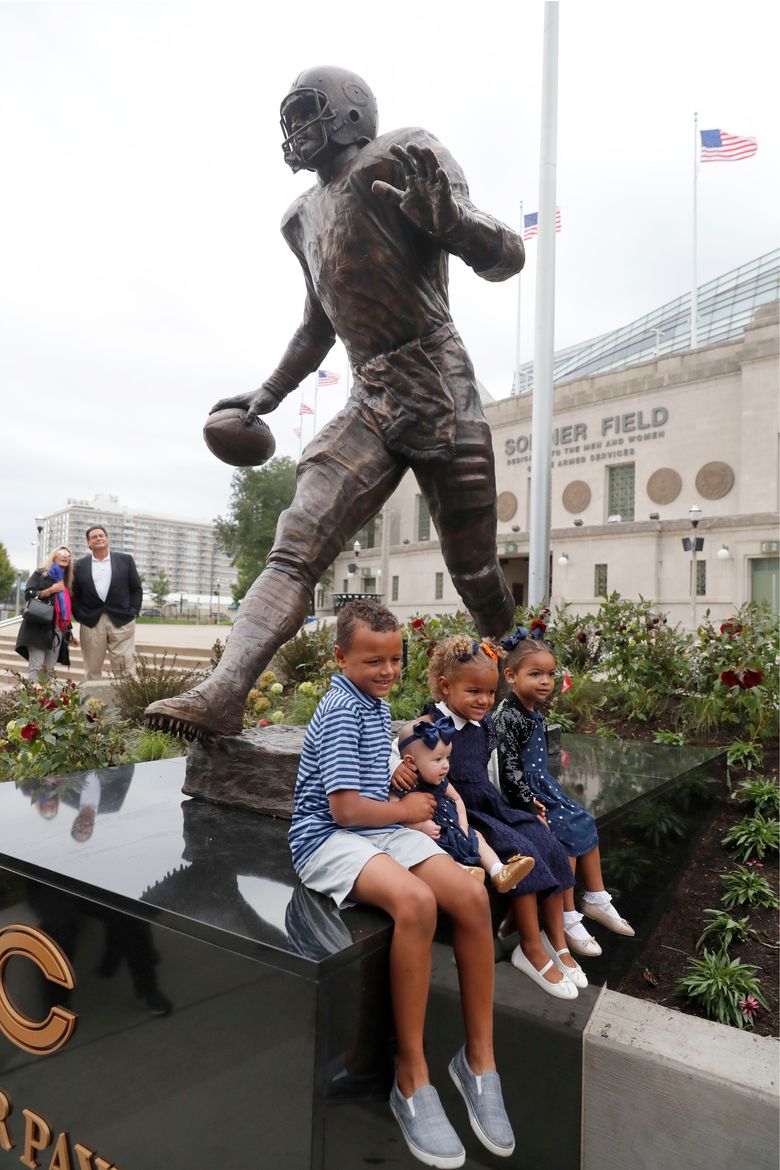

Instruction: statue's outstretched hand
[209,385,280,422]
[371,143,460,238]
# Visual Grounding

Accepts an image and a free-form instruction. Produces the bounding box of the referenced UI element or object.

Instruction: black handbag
[24,596,55,625]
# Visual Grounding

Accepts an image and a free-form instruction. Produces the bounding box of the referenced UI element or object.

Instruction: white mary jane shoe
[540,932,589,989]
[510,944,578,999]
[563,925,602,957]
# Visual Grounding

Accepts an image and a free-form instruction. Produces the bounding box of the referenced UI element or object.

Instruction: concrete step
[0,636,213,682]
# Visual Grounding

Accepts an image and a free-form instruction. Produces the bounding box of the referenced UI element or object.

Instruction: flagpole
[512,200,523,395]
[691,110,699,349]
[528,0,559,609]
[313,370,319,435]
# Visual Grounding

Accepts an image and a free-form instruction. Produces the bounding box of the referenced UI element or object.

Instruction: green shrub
[720,865,779,910]
[0,680,127,780]
[653,730,686,745]
[554,672,605,726]
[112,653,206,724]
[731,775,779,817]
[722,814,780,862]
[696,909,759,953]
[676,950,768,1028]
[726,739,764,773]
[270,624,336,686]
[125,729,186,762]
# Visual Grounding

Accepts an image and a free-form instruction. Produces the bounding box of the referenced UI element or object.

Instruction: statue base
[183,725,306,817]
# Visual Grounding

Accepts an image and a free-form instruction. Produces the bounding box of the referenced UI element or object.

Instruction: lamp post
[681,505,704,631]
[34,516,44,568]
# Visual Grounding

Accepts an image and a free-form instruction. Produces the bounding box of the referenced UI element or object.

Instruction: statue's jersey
[280,127,524,366]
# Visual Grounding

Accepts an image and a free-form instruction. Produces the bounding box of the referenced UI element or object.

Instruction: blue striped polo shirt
[288,673,399,871]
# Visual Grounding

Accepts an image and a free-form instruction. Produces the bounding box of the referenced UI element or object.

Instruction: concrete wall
[582,988,780,1170]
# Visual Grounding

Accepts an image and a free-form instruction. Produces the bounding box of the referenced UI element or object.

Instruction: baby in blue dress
[393,715,535,894]
[494,626,635,957]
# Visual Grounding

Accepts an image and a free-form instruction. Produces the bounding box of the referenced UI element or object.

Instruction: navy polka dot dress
[494,692,599,858]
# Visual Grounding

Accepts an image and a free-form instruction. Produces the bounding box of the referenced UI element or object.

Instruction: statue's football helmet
[280,66,378,172]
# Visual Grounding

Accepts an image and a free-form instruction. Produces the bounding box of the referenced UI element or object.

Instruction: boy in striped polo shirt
[290,600,515,1168]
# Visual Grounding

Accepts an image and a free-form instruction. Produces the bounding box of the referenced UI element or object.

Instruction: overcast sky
[1,0,777,573]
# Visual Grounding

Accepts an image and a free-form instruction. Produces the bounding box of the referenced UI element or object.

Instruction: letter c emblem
[0,925,77,1055]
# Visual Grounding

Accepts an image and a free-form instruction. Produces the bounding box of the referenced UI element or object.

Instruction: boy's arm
[371,136,525,283]
[330,789,435,828]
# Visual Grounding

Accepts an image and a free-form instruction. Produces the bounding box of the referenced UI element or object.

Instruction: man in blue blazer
[71,526,143,679]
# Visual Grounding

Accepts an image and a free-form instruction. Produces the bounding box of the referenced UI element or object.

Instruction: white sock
[489,862,502,877]
[563,911,593,940]
[582,890,611,906]
[563,910,582,926]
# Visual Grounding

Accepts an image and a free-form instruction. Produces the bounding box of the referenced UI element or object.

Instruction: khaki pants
[79,613,136,680]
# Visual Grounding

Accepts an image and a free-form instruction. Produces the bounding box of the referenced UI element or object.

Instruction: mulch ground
[618,747,779,1038]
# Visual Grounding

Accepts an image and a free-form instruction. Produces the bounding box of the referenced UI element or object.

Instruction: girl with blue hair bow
[494,625,635,958]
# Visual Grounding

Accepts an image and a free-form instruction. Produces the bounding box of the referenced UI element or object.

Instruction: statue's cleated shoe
[143,687,243,740]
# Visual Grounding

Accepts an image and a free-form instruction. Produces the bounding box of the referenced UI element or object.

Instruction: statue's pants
[210,330,514,704]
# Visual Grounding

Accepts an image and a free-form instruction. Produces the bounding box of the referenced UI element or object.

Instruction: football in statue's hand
[203,409,276,468]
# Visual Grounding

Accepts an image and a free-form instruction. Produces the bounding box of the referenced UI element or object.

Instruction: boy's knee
[396,883,438,931]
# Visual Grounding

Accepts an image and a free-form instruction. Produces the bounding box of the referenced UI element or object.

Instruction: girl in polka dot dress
[493,626,635,958]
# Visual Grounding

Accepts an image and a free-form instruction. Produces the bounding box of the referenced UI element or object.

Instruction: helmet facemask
[280,88,335,173]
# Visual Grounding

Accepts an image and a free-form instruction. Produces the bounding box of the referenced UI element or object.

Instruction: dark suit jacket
[71,552,143,628]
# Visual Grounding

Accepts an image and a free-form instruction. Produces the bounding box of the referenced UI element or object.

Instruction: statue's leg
[414,337,515,638]
[145,406,405,737]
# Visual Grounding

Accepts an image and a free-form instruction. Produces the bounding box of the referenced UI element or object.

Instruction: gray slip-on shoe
[448,1046,515,1158]
[389,1080,465,1168]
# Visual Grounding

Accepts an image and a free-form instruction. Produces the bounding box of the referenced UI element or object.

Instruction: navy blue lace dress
[494,693,599,858]
[405,778,482,866]
[425,704,573,899]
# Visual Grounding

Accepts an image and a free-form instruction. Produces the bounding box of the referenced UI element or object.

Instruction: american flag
[523,208,562,240]
[700,129,758,163]
[299,403,315,416]
[318,369,340,386]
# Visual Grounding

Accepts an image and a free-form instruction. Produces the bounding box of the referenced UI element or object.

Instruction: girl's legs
[541,892,583,975]
[349,853,438,1096]
[512,893,567,985]
[563,852,603,952]
[578,846,606,893]
[578,847,635,933]
[412,854,496,1074]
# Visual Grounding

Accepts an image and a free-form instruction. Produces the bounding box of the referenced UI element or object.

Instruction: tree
[214,458,298,601]
[0,543,16,604]
[149,569,171,610]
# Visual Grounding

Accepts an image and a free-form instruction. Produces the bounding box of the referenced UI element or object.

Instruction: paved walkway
[134,622,234,650]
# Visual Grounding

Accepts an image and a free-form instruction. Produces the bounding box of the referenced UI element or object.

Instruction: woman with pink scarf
[16,546,79,681]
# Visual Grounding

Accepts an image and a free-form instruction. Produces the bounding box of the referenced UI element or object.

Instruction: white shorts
[297,827,445,908]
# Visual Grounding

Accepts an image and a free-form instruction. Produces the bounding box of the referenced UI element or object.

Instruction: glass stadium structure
[511,248,779,396]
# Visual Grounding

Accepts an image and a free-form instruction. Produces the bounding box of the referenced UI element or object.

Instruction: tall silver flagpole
[512,200,524,395]
[691,111,699,348]
[528,1,559,607]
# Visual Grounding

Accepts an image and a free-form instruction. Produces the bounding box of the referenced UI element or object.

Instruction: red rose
[258,719,271,726]
[577,632,587,643]
[411,619,426,631]
[720,670,740,688]
[720,619,742,638]
[20,723,40,742]
[531,619,547,634]
[60,693,70,706]
[86,712,97,723]
[41,698,58,711]
[741,668,762,689]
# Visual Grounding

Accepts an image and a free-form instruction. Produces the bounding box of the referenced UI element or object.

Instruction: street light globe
[717,545,730,560]
[353,540,362,556]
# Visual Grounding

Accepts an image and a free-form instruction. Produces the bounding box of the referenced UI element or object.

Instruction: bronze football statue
[145,66,525,739]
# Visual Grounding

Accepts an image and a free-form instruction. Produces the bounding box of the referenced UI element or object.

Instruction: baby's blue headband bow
[399,716,456,753]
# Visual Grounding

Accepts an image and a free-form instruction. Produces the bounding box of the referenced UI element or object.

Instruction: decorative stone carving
[696,461,734,500]
[562,481,591,514]
[647,468,682,506]
[497,491,518,522]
